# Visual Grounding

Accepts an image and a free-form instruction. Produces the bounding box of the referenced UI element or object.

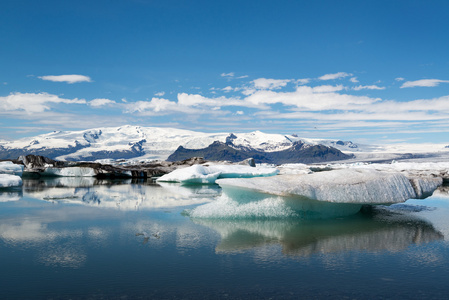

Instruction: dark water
[1,178,449,299]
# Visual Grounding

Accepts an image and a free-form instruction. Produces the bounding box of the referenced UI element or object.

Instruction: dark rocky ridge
[168,140,353,164]
[13,154,207,179]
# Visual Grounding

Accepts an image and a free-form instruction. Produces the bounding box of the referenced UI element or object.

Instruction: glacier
[156,164,279,184]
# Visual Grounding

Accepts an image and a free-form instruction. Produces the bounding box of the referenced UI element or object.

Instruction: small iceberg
[0,174,23,188]
[0,161,24,176]
[156,164,279,184]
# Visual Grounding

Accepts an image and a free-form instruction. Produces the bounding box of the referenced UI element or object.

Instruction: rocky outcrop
[13,155,207,179]
[167,140,353,164]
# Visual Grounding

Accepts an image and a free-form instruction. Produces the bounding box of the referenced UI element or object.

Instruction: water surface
[1,178,449,299]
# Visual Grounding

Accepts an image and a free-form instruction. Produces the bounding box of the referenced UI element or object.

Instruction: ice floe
[0,174,23,188]
[156,164,279,184]
[41,166,106,177]
[0,161,23,176]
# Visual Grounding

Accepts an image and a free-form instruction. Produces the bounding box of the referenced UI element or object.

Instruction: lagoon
[1,178,449,299]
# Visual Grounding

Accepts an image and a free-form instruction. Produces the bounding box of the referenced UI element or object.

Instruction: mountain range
[0,125,361,163]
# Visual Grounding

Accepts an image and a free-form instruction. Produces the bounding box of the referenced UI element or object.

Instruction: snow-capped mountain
[2,125,447,163]
[0,125,362,161]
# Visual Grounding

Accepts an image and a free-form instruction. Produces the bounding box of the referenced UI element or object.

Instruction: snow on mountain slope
[1,125,448,162]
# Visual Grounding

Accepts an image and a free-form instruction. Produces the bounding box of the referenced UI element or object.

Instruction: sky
[1,0,449,144]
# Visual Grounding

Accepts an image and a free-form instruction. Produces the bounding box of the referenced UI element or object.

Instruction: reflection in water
[0,187,22,202]
[192,209,443,256]
[1,180,449,299]
[21,178,220,210]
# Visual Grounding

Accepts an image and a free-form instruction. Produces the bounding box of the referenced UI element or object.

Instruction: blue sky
[1,0,449,144]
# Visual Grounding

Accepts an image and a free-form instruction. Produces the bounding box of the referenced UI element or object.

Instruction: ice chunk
[216,169,436,204]
[0,174,23,188]
[0,161,24,176]
[408,177,443,199]
[157,164,279,184]
[187,192,362,219]
[41,167,99,177]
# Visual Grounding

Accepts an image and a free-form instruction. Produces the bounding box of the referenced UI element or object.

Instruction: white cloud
[318,72,351,81]
[401,79,449,88]
[222,86,234,92]
[350,77,359,83]
[155,91,165,97]
[0,92,86,114]
[237,75,249,79]
[252,78,291,90]
[38,74,92,84]
[89,98,116,107]
[236,111,244,115]
[395,77,405,82]
[296,78,311,85]
[244,85,378,111]
[352,85,385,91]
[221,72,235,78]
[125,98,182,113]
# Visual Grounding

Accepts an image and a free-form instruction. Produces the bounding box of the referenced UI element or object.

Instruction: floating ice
[0,161,24,176]
[187,189,363,220]
[216,169,442,204]
[0,174,23,188]
[41,167,101,177]
[156,164,279,184]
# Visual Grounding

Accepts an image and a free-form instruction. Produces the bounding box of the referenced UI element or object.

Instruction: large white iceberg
[0,174,23,188]
[0,161,24,176]
[156,164,279,184]
[187,169,443,219]
[216,169,442,204]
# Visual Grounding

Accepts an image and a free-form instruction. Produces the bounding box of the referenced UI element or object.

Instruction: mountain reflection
[192,210,443,256]
[21,178,220,209]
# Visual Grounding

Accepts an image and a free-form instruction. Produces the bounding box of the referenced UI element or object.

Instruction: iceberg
[0,174,23,188]
[216,169,442,204]
[0,161,24,176]
[156,164,279,184]
[40,166,99,177]
[188,169,443,219]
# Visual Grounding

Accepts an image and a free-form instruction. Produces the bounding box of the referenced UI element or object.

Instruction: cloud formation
[252,78,291,90]
[38,74,92,84]
[352,85,385,91]
[401,79,449,88]
[318,72,351,81]
[89,98,116,107]
[0,92,86,114]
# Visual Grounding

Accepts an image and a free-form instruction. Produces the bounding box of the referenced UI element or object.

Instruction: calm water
[1,178,449,299]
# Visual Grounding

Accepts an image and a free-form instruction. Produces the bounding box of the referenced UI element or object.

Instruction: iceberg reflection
[22,178,220,210]
[192,210,443,256]
[0,187,22,202]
